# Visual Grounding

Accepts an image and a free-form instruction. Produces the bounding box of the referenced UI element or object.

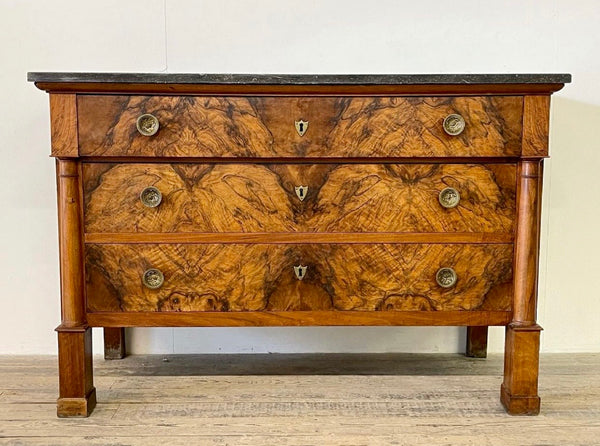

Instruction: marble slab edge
[27,72,572,85]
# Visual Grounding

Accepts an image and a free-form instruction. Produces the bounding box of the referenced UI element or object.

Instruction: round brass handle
[142,268,164,289]
[140,186,162,208]
[136,113,160,136]
[438,187,460,209]
[443,114,466,136]
[436,267,457,288]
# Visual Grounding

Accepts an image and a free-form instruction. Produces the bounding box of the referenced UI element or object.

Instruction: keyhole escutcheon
[295,185,308,201]
[295,120,309,137]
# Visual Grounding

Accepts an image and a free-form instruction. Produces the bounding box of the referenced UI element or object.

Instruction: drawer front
[78,96,523,158]
[85,243,513,313]
[83,163,516,233]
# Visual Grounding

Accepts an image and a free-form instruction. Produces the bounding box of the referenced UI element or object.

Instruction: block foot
[57,387,97,418]
[501,383,540,415]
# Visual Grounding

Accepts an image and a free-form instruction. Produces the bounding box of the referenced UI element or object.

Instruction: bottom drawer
[85,244,513,313]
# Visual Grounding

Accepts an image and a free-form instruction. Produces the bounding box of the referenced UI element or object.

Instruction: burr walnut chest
[29,72,570,417]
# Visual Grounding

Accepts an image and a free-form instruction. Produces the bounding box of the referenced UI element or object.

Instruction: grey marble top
[27,72,571,85]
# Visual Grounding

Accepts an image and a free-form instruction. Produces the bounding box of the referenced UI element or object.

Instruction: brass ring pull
[436,267,457,288]
[136,113,160,136]
[140,186,162,208]
[294,265,308,280]
[438,187,460,209]
[443,114,465,136]
[142,268,164,289]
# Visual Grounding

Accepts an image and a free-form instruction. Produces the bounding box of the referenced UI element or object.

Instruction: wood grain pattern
[77,96,523,158]
[85,243,513,313]
[86,310,512,327]
[83,163,295,233]
[49,94,78,157]
[522,96,550,157]
[513,161,543,324]
[56,160,86,326]
[326,97,522,157]
[83,163,516,234]
[84,232,514,244]
[311,164,516,233]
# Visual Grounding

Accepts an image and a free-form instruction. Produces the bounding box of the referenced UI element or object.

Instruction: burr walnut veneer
[29,72,570,418]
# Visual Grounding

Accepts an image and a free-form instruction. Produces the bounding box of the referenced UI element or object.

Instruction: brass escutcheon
[295,185,308,201]
[295,120,309,137]
[294,265,308,280]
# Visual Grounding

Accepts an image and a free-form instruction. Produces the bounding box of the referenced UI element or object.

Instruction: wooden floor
[0,353,599,445]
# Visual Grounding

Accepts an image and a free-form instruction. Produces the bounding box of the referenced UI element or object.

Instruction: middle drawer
[83,163,516,234]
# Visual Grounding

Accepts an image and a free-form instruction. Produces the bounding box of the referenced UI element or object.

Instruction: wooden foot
[501,323,542,415]
[57,326,96,417]
[501,382,540,416]
[103,327,126,360]
[465,326,488,358]
[57,388,97,418]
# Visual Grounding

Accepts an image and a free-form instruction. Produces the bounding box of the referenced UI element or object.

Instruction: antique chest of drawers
[29,72,570,417]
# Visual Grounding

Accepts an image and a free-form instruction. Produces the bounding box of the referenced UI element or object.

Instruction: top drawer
[77,96,523,158]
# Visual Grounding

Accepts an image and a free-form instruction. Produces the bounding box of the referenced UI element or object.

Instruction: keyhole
[299,188,304,198]
[298,269,304,279]
[299,122,304,132]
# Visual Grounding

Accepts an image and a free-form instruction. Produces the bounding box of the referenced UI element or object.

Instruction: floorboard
[0,353,598,445]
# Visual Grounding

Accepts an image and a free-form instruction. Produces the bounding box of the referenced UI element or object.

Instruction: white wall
[1,0,598,355]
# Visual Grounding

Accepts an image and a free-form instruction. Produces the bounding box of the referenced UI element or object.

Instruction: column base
[501,323,542,416]
[56,325,95,417]
[501,383,540,415]
[57,387,97,418]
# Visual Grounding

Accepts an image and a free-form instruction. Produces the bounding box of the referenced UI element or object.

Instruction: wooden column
[466,326,488,358]
[55,159,96,417]
[103,327,126,360]
[501,159,543,415]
